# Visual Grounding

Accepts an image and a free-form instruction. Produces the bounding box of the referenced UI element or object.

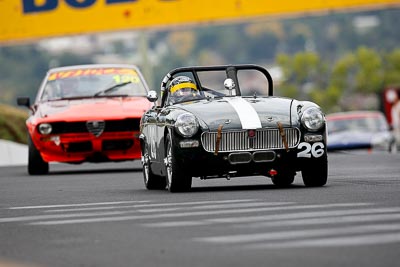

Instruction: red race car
[17,64,153,175]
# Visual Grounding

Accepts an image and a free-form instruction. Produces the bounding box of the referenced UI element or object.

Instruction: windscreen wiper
[94,81,132,96]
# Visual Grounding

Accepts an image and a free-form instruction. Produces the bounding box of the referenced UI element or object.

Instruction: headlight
[175,113,199,137]
[38,123,52,135]
[301,107,325,131]
[371,133,390,147]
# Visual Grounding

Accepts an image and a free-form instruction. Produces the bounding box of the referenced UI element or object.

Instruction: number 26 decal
[297,142,325,158]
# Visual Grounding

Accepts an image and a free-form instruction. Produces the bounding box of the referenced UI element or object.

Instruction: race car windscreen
[197,70,229,97]
[197,69,270,97]
[40,68,148,101]
[237,69,270,96]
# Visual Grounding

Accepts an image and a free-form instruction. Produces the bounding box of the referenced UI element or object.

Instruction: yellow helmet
[168,76,198,96]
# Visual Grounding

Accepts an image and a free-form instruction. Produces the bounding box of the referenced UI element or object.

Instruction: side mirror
[224,78,235,96]
[17,97,30,108]
[146,90,158,103]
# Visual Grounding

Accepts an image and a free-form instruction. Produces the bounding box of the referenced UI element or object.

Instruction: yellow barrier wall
[1,0,400,43]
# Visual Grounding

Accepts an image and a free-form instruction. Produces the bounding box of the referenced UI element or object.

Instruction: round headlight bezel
[301,107,325,132]
[38,123,52,135]
[175,113,199,138]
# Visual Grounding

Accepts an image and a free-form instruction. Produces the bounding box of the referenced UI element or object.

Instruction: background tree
[275,51,328,101]
[383,49,400,87]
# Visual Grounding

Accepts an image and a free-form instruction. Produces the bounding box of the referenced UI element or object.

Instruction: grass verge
[0,104,28,144]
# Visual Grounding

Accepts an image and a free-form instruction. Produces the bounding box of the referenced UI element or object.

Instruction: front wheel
[142,145,166,190]
[165,133,192,192]
[301,155,328,187]
[28,135,49,175]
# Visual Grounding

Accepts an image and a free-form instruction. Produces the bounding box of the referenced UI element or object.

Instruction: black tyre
[142,145,166,190]
[271,170,295,187]
[165,134,192,192]
[301,155,328,187]
[28,135,49,175]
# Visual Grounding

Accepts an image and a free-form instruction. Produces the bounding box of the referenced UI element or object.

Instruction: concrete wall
[0,140,28,166]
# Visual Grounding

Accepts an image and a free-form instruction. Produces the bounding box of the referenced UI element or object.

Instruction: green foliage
[275,51,328,101]
[246,32,279,62]
[0,104,28,144]
[330,53,356,90]
[276,47,400,112]
[0,45,49,103]
[383,49,400,87]
[309,86,342,112]
[353,47,383,93]
[275,84,298,99]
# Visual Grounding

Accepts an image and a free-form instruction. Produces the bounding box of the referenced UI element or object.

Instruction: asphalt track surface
[0,152,400,267]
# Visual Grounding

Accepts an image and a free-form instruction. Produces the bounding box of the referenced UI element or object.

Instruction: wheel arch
[139,133,146,154]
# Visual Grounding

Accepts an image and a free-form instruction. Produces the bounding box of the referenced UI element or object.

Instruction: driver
[168,76,201,104]
[58,78,80,97]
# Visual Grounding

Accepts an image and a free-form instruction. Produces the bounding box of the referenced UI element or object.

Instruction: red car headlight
[38,123,52,135]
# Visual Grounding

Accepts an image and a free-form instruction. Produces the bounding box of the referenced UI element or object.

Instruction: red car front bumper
[32,131,142,163]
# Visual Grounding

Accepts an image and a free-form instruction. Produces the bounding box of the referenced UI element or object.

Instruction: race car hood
[35,97,152,121]
[175,96,297,131]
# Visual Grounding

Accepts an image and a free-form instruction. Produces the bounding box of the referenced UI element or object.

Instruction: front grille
[49,119,140,134]
[64,141,92,153]
[201,128,300,153]
[105,119,140,132]
[228,152,252,164]
[253,151,276,162]
[103,139,134,151]
[51,122,87,133]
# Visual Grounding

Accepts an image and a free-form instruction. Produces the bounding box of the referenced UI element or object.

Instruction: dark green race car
[140,64,328,192]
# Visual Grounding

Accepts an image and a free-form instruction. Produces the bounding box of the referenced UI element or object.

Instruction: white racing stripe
[226,98,262,129]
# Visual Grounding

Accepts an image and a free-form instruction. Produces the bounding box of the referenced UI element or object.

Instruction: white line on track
[208,207,400,223]
[28,203,372,226]
[244,232,400,249]
[135,202,293,213]
[0,211,129,223]
[8,201,150,210]
[144,207,400,228]
[43,199,263,213]
[194,223,400,244]
[244,213,400,228]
